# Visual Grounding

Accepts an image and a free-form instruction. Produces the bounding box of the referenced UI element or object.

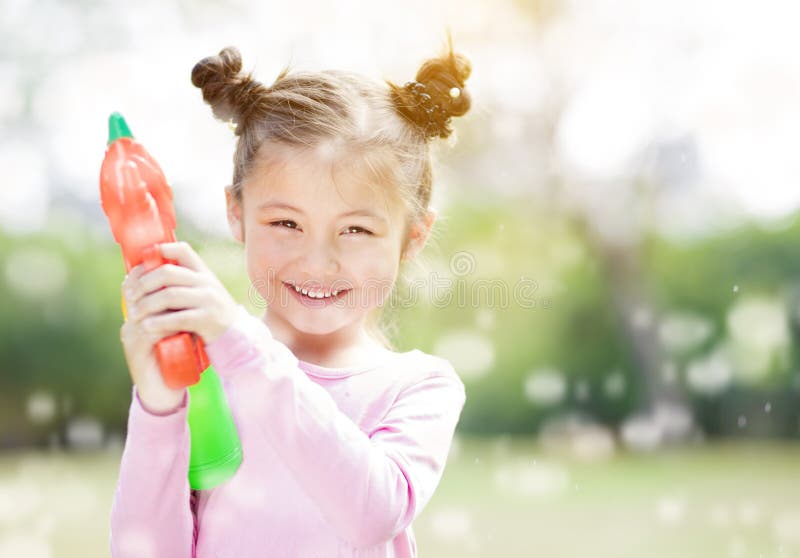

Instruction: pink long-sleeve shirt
[109,305,466,557]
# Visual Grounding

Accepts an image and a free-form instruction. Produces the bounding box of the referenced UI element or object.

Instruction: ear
[225,185,245,244]
[401,208,437,261]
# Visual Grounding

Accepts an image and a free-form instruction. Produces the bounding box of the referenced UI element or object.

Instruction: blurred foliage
[2,203,800,448]
[394,198,640,434]
[643,218,800,438]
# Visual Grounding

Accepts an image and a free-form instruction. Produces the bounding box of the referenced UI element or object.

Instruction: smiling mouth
[283,282,351,304]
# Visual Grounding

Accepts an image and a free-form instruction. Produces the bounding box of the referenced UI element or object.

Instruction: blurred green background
[3,0,800,556]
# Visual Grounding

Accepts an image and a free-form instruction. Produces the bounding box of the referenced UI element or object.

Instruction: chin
[286,315,354,337]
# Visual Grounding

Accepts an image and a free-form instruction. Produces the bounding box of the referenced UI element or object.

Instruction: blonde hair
[191,35,472,349]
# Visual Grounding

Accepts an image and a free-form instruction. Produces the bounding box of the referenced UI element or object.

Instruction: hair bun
[388,33,472,140]
[191,46,242,89]
[191,46,249,124]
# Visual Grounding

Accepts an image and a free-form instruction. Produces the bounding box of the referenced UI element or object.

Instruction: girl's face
[225,144,429,347]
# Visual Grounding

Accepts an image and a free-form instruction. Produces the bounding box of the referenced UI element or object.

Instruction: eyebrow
[257,201,387,223]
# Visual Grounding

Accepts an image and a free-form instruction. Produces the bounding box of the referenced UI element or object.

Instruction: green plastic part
[186,365,243,490]
[108,112,134,145]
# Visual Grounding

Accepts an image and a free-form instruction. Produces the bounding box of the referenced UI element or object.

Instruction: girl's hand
[120,262,185,414]
[119,242,239,413]
[124,241,239,345]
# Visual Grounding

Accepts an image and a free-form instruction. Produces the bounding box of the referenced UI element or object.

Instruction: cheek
[348,240,397,272]
[243,231,290,284]
[355,247,400,304]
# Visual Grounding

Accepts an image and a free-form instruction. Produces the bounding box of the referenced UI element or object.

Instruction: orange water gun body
[100,112,208,389]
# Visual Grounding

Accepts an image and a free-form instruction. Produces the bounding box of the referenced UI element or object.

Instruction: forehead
[243,142,404,219]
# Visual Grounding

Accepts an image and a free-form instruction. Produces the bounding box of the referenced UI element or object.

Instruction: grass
[1,436,799,557]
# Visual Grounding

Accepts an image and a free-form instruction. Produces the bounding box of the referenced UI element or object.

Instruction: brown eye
[344,225,373,236]
[271,220,300,231]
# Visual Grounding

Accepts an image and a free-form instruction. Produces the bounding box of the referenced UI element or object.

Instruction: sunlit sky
[2,0,800,238]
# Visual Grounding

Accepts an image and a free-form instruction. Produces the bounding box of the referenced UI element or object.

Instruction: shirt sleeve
[204,305,467,548]
[109,385,195,558]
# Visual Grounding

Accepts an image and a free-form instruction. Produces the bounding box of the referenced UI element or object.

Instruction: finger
[121,264,145,293]
[131,263,147,277]
[120,321,131,343]
[120,319,159,347]
[141,308,204,337]
[131,264,199,305]
[159,241,206,273]
[135,286,208,320]
[121,264,150,313]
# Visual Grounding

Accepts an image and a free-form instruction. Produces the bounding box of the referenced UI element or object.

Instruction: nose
[300,234,340,275]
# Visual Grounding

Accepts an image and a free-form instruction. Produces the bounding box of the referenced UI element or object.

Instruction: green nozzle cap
[108,112,134,145]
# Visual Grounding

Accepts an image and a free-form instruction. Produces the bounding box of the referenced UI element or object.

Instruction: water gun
[100,112,242,490]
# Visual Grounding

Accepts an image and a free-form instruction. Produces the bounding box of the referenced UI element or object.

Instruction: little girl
[110,39,471,558]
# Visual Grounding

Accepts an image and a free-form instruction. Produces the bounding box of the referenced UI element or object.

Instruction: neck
[262,311,383,368]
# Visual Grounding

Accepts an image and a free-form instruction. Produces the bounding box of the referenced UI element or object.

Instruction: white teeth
[289,282,345,299]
